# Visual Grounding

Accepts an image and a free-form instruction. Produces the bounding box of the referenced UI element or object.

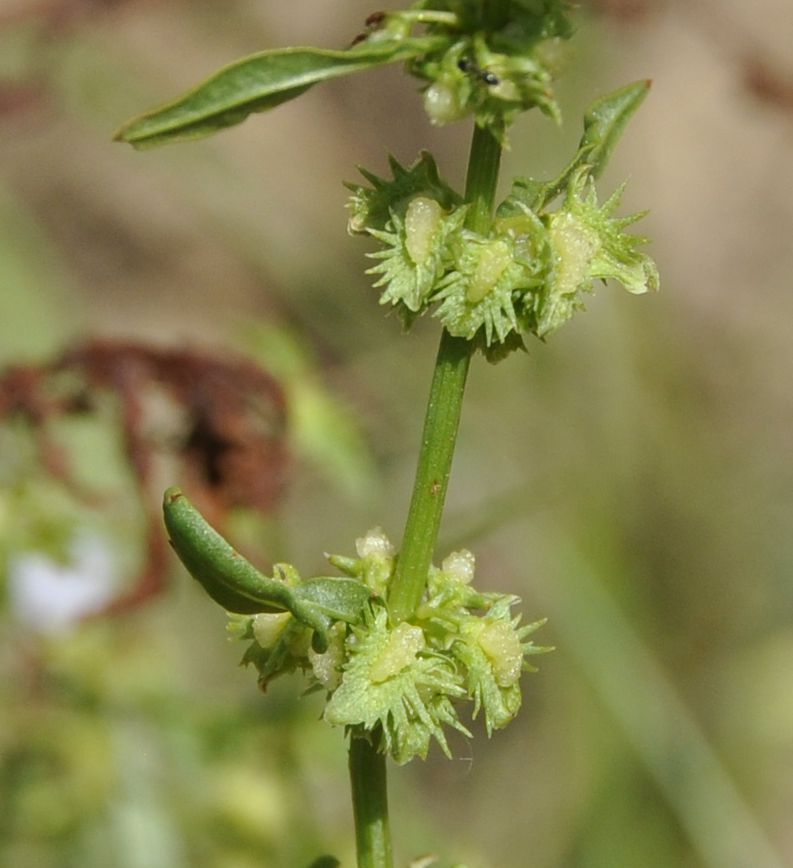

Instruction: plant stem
[351,109,503,868]
[349,727,392,868]
[388,122,502,625]
[387,330,472,623]
[463,122,503,234]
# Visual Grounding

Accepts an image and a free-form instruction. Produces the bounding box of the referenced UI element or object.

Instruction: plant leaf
[577,80,652,178]
[163,487,332,647]
[499,80,651,214]
[116,38,446,149]
[297,577,374,623]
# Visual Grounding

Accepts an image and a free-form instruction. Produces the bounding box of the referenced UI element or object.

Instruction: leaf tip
[112,117,140,145]
[163,486,184,507]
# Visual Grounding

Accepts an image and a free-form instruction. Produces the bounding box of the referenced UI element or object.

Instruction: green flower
[351,134,657,353]
[406,1,574,139]
[346,152,461,235]
[327,526,396,597]
[453,610,546,735]
[367,199,468,312]
[347,153,465,315]
[419,551,551,737]
[432,232,541,344]
[324,607,469,764]
[525,168,659,337]
[240,615,313,690]
[227,530,549,763]
[308,622,347,690]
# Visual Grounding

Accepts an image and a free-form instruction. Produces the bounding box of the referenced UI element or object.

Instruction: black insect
[350,10,387,46]
[458,57,500,86]
[365,10,386,28]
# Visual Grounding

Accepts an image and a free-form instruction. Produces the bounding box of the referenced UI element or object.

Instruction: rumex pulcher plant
[116,2,658,865]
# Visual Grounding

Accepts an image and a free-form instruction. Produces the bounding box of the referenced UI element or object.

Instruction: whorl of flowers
[229,529,549,764]
[347,151,658,360]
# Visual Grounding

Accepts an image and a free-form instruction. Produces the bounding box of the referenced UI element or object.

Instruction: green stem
[351,70,504,868]
[463,121,504,235]
[349,728,392,868]
[387,330,471,623]
[388,123,502,624]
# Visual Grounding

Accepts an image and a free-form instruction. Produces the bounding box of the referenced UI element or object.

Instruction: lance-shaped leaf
[163,487,372,650]
[116,37,447,149]
[499,80,651,215]
[577,80,652,179]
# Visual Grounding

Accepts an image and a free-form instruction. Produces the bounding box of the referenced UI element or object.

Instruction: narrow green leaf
[578,80,652,177]
[162,487,330,646]
[116,38,446,149]
[499,80,651,213]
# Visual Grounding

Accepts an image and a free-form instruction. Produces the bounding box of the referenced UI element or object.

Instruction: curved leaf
[116,37,446,149]
[163,487,330,646]
[163,488,373,652]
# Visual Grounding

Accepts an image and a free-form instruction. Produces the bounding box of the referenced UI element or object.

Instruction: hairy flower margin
[347,152,658,359]
[229,529,549,765]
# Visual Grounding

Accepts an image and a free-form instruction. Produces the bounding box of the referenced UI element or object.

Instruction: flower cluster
[348,150,658,359]
[229,529,548,764]
[363,0,575,139]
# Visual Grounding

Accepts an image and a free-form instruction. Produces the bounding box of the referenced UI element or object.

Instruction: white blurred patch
[9,534,118,632]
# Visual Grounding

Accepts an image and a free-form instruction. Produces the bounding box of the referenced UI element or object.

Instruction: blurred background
[1,1,792,866]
